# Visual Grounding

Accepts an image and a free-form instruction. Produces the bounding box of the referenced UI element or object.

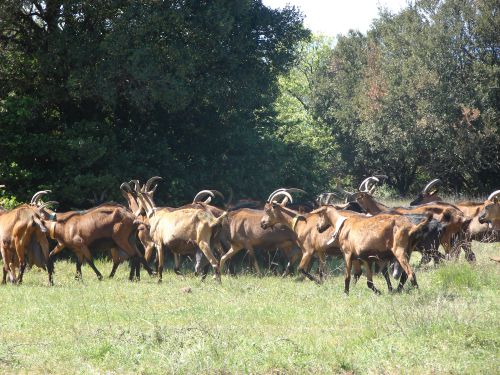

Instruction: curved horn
[359,177,379,192]
[269,191,293,205]
[120,182,133,193]
[129,180,140,193]
[202,190,225,205]
[423,178,442,194]
[193,190,215,203]
[209,190,225,201]
[30,190,52,205]
[145,176,162,192]
[267,188,286,202]
[487,190,500,201]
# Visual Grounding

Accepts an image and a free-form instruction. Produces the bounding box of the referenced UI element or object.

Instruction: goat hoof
[157,279,162,284]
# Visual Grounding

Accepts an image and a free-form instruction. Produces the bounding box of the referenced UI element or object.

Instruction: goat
[410,179,443,205]
[316,205,431,294]
[141,197,227,281]
[344,191,471,260]
[260,189,361,284]
[0,192,53,284]
[39,203,153,281]
[218,207,301,276]
[453,191,500,255]
[134,180,227,280]
[478,190,500,229]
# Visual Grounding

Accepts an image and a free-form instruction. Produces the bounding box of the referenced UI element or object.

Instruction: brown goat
[144,204,227,281]
[316,205,431,294]
[346,192,470,260]
[135,181,227,279]
[409,179,443,206]
[260,190,354,283]
[0,198,52,284]
[40,203,153,281]
[218,208,301,275]
[478,190,500,229]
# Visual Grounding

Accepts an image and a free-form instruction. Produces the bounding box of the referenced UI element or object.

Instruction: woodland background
[0,0,498,208]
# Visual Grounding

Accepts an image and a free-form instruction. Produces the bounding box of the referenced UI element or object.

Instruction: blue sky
[262,0,409,36]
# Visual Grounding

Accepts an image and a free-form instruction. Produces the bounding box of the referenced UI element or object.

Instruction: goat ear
[429,189,437,196]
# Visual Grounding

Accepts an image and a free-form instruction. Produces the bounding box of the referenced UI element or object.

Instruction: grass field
[0,241,499,374]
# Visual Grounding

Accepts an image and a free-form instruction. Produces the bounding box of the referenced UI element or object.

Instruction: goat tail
[408,214,432,248]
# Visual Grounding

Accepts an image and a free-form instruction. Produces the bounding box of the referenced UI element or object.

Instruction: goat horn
[269,191,293,205]
[209,190,225,201]
[120,182,132,193]
[423,179,441,194]
[129,180,140,193]
[267,188,286,202]
[359,177,379,192]
[145,176,162,192]
[193,190,215,203]
[487,190,500,201]
[30,190,52,205]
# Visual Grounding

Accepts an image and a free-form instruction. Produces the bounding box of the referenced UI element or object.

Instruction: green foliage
[0,0,309,207]
[303,0,500,194]
[1,0,498,204]
[0,192,20,210]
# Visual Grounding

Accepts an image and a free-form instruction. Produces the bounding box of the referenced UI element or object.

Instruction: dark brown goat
[40,203,153,281]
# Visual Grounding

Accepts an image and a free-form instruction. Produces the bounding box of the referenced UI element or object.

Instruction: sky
[262,0,409,36]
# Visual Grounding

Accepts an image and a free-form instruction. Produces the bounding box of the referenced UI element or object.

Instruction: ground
[0,241,498,374]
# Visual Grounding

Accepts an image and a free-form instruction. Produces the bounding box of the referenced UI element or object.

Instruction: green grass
[0,242,499,374]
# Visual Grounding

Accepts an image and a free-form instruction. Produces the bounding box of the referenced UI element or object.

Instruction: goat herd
[0,177,498,295]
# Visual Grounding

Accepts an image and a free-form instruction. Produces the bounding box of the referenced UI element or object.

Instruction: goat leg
[16,261,27,284]
[138,256,153,276]
[78,245,102,280]
[363,260,381,295]
[344,254,352,295]
[381,263,393,292]
[47,256,54,286]
[75,258,83,280]
[396,271,408,292]
[109,262,119,278]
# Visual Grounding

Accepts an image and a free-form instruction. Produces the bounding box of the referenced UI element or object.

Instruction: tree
[0,0,309,206]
